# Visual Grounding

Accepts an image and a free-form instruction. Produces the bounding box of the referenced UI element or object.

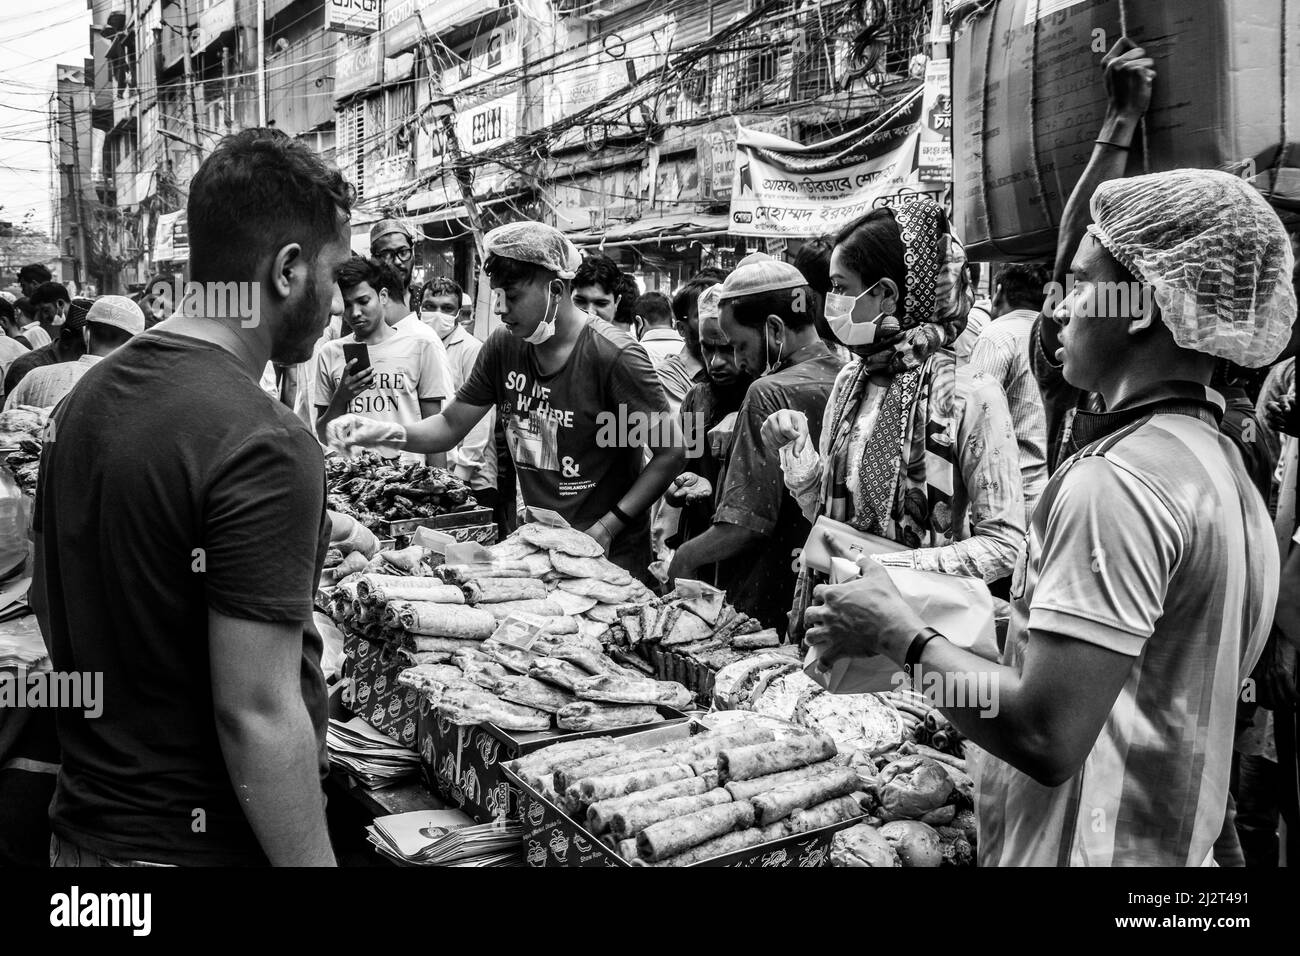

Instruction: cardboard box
[416,698,690,824]
[506,723,860,867]
[341,630,421,749]
[953,0,1300,259]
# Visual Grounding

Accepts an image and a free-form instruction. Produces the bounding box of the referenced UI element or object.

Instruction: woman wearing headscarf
[762,198,1025,642]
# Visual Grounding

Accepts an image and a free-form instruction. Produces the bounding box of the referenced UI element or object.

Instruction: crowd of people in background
[4,41,1300,869]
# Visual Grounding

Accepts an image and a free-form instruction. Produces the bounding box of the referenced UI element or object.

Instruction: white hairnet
[483,221,582,280]
[697,283,724,322]
[1086,169,1296,368]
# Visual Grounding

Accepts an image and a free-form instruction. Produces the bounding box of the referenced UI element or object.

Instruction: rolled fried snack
[413,636,488,655]
[486,537,540,562]
[732,628,781,650]
[379,545,428,574]
[462,578,549,605]
[556,749,669,792]
[649,827,767,867]
[509,738,620,777]
[610,788,733,840]
[574,674,692,709]
[435,562,533,585]
[547,644,623,677]
[495,674,577,714]
[784,795,863,835]
[577,763,696,804]
[374,582,465,605]
[482,642,537,676]
[584,604,623,625]
[637,801,755,862]
[586,776,714,835]
[678,727,777,762]
[723,763,839,802]
[410,650,455,664]
[529,657,593,692]
[396,663,464,694]
[718,733,837,783]
[750,767,861,826]
[386,601,497,639]
[483,599,566,620]
[357,574,456,604]
[556,702,662,732]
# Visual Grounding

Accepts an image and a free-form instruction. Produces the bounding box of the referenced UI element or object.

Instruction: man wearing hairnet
[801,41,1295,866]
[328,221,684,577]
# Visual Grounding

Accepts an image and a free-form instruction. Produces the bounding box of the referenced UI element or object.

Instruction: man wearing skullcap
[3,293,90,396]
[5,296,145,410]
[329,221,685,578]
[802,40,1294,865]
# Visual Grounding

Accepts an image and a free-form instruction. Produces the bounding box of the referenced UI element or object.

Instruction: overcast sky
[0,0,94,236]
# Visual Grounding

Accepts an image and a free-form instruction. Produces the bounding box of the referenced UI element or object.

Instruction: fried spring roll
[636,801,755,862]
[610,788,733,840]
[717,733,837,783]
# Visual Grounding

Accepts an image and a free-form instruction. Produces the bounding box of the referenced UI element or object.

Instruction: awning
[565,212,732,248]
[407,192,527,226]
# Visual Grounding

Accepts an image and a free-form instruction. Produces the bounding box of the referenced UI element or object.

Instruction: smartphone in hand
[341,342,371,376]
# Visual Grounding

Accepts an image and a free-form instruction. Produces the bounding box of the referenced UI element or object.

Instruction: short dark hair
[724,286,815,332]
[792,237,833,296]
[573,253,622,296]
[635,291,673,327]
[0,298,13,323]
[336,255,396,297]
[29,281,70,308]
[671,269,730,323]
[833,209,906,300]
[18,263,51,286]
[994,263,1051,311]
[88,321,133,351]
[484,254,557,288]
[187,127,354,284]
[368,257,406,301]
[13,297,33,319]
[423,276,463,301]
[615,274,639,326]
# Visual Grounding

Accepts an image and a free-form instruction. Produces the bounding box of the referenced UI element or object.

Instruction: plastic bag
[0,466,32,582]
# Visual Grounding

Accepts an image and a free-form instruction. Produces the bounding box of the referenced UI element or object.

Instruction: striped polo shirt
[975,400,1277,866]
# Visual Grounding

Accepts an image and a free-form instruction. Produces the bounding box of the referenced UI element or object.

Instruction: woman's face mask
[825,279,888,346]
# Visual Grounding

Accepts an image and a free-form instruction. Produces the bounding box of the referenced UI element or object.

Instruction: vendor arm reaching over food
[328,221,684,578]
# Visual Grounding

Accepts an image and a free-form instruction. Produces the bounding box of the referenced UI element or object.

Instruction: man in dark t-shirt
[32,129,354,867]
[328,221,685,579]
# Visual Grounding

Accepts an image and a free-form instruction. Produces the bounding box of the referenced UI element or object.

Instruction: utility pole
[256,0,267,127]
[415,9,486,262]
[64,93,93,291]
[179,0,205,169]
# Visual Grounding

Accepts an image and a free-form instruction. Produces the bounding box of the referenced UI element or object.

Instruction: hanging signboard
[153,210,188,262]
[326,0,380,36]
[698,115,793,202]
[729,125,932,238]
[919,57,952,183]
[384,0,422,54]
[456,91,519,155]
[334,32,385,100]
[442,21,521,96]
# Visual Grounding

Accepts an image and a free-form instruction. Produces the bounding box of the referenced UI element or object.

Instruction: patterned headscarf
[791,198,970,642]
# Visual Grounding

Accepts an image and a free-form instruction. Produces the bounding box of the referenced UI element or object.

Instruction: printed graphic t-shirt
[456,318,669,572]
[315,331,448,462]
[34,329,331,866]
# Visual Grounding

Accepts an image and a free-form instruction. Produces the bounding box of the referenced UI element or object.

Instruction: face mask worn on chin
[525,284,559,345]
[825,281,884,346]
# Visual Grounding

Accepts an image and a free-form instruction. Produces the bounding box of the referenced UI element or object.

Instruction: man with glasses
[371,219,416,285]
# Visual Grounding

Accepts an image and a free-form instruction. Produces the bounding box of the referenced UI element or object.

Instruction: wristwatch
[903,626,942,679]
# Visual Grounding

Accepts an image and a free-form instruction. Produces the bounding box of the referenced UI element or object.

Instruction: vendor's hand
[803,538,924,669]
[708,412,739,460]
[665,472,713,506]
[761,409,808,452]
[338,358,375,403]
[584,518,615,556]
[1102,37,1155,121]
[325,415,407,456]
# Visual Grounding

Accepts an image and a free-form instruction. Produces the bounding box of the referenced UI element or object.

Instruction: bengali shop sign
[326,0,379,36]
[728,125,927,238]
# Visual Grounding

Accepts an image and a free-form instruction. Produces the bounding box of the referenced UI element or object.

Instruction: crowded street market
[0,0,1296,917]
